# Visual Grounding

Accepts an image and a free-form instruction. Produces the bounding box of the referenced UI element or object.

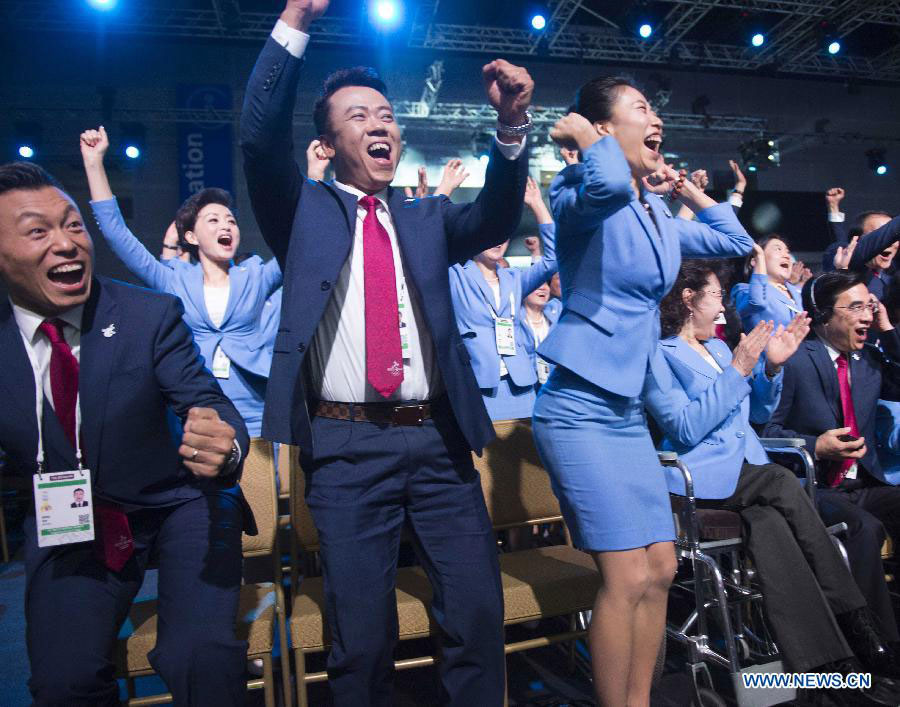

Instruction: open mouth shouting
[47,261,87,291]
[643,134,663,158]
[217,233,234,248]
[367,141,393,167]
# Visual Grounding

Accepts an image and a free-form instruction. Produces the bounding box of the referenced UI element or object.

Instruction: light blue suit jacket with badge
[538,137,754,399]
[643,336,782,499]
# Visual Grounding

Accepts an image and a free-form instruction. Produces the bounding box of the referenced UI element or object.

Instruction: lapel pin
[102,323,117,338]
[852,352,861,361]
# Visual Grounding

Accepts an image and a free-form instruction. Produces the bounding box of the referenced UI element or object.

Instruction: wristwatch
[497,111,534,137]
[223,441,241,475]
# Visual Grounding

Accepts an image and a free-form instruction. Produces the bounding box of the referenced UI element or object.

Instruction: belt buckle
[391,404,425,426]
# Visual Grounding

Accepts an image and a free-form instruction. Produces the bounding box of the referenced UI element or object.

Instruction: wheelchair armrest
[826,522,848,537]
[657,451,679,464]
[759,439,817,503]
[658,451,702,547]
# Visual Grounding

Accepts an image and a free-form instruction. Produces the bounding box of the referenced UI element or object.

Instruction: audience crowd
[3,0,900,705]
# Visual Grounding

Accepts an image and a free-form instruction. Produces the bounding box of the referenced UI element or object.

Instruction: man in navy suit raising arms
[240,0,532,703]
[0,161,251,706]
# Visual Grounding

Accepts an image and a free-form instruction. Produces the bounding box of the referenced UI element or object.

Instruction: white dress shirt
[12,301,83,411]
[271,21,525,402]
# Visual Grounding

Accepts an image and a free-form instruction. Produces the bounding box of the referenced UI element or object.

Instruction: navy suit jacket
[240,38,528,453]
[822,214,900,294]
[763,331,900,484]
[0,277,250,507]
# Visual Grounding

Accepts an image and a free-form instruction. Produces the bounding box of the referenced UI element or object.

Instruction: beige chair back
[277,443,292,498]
[286,445,321,551]
[240,438,278,557]
[475,419,562,530]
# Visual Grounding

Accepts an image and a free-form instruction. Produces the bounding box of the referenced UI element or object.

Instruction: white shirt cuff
[728,192,744,209]
[272,19,310,59]
[828,211,846,223]
[493,136,526,161]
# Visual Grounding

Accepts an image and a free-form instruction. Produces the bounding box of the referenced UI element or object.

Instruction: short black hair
[849,210,893,239]
[174,188,233,258]
[574,76,640,125]
[660,259,724,338]
[802,270,867,326]
[313,67,389,136]
[0,161,63,198]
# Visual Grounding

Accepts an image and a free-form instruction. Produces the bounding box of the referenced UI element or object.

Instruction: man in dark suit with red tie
[765,270,900,653]
[240,0,531,703]
[0,161,252,706]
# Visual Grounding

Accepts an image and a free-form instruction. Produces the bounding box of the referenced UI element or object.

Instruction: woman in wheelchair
[643,260,900,686]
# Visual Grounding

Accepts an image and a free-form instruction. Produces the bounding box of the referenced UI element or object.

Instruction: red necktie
[828,353,861,488]
[360,195,404,398]
[38,318,134,571]
[38,319,78,448]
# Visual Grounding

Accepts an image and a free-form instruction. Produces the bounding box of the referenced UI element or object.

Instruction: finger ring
[191,448,199,460]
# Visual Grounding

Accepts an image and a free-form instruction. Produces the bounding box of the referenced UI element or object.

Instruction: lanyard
[30,356,83,474]
[487,287,516,321]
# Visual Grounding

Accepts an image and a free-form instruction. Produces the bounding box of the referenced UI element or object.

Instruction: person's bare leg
[625,541,676,706]
[589,548,653,706]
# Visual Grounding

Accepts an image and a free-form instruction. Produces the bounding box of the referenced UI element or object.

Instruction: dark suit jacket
[823,214,900,277]
[0,277,250,507]
[763,331,900,484]
[239,38,528,453]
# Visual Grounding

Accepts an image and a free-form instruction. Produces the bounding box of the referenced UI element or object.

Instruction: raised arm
[673,174,754,259]
[261,256,284,298]
[239,1,328,264]
[847,214,900,271]
[80,127,173,291]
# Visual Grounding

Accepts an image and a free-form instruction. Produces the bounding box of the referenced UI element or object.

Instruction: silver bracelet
[496,111,533,136]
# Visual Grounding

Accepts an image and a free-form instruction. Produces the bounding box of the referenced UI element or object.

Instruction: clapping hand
[789,260,813,285]
[80,126,109,167]
[874,297,893,332]
[482,59,533,129]
[434,159,469,197]
[690,169,709,192]
[833,236,859,270]
[730,320,774,376]
[729,159,747,193]
[764,313,811,371]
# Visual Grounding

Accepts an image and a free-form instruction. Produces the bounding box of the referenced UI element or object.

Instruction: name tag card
[495,318,516,356]
[537,357,551,384]
[211,346,231,379]
[398,278,411,360]
[33,470,95,548]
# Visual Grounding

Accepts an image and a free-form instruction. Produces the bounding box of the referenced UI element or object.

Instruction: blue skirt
[532,366,675,551]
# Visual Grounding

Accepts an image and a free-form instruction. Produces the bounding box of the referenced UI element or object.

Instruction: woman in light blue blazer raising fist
[531,79,754,706]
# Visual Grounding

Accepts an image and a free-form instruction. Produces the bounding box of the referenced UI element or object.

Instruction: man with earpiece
[766,270,900,655]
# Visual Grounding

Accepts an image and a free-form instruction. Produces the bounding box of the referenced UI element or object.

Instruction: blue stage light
[17,145,34,159]
[125,145,141,160]
[877,164,888,175]
[87,0,117,10]
[828,40,841,54]
[639,23,653,39]
[751,33,765,47]
[531,14,546,30]
[371,0,402,28]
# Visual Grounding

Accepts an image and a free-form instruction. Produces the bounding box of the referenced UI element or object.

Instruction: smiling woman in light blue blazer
[642,260,900,676]
[449,177,557,420]
[81,127,281,437]
[731,235,804,332]
[531,78,754,706]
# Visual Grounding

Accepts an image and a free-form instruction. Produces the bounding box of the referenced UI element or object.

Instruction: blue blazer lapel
[664,337,717,381]
[807,340,842,423]
[219,262,246,328]
[629,197,666,281]
[497,268,515,317]
[0,303,37,424]
[464,260,497,310]
[78,280,120,472]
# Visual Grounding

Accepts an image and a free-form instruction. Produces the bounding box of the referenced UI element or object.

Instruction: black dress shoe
[836,608,900,679]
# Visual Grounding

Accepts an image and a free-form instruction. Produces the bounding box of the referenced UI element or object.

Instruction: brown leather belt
[313,399,433,426]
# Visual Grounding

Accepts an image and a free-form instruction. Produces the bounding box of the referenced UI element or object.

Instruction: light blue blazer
[643,336,782,499]
[731,274,803,332]
[538,137,754,399]
[90,198,282,381]
[874,400,900,485]
[449,222,557,389]
[519,297,560,380]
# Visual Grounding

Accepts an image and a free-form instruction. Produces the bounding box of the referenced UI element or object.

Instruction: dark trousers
[301,407,505,707]
[817,484,900,642]
[24,490,246,706]
[716,463,866,671]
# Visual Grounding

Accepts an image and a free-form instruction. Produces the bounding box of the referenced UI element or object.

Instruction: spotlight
[17,145,35,159]
[14,122,41,161]
[120,122,146,163]
[370,0,402,29]
[639,23,653,39]
[86,0,117,10]
[739,136,780,172]
[125,144,141,160]
[531,14,546,30]
[751,33,765,47]
[867,148,888,176]
[828,40,841,54]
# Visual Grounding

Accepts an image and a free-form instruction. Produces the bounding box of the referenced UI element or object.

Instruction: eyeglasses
[833,302,879,314]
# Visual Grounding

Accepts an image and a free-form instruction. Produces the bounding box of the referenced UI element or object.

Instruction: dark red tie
[360,195,404,398]
[828,353,861,488]
[38,318,134,571]
[38,319,78,448]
